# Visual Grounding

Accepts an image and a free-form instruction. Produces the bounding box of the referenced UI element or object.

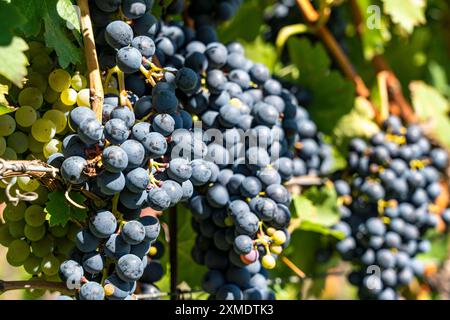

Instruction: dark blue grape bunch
[332,115,449,300]
[83,2,335,300]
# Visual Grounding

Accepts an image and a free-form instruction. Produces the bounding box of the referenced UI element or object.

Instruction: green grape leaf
[45,191,88,227]
[0,83,16,115]
[291,185,344,240]
[417,231,449,264]
[428,61,450,97]
[44,14,82,68]
[56,0,80,33]
[333,97,380,150]
[241,36,280,73]
[410,81,449,117]
[286,37,355,134]
[0,0,26,45]
[56,0,82,45]
[0,105,16,116]
[381,0,426,34]
[0,37,29,87]
[217,0,268,43]
[410,81,450,148]
[12,0,82,68]
[356,0,391,60]
[11,0,44,37]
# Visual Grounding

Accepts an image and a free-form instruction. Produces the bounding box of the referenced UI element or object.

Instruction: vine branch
[0,280,74,295]
[295,0,370,99]
[348,0,418,125]
[78,0,104,122]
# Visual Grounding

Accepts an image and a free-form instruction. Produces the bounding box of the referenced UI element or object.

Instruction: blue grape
[89,210,117,238]
[105,20,133,49]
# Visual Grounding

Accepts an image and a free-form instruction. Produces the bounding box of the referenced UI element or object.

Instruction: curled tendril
[65,185,87,210]
[2,179,38,206]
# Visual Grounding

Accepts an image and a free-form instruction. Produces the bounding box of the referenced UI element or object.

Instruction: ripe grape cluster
[333,116,449,300]
[86,0,335,299]
[0,0,334,301]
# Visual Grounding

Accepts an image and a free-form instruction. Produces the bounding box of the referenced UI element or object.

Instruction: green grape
[25,72,48,93]
[2,147,17,160]
[25,224,46,241]
[48,69,71,92]
[31,153,46,161]
[76,88,90,107]
[42,109,67,133]
[30,185,49,205]
[67,223,81,242]
[27,41,46,58]
[31,236,54,258]
[3,202,27,222]
[43,273,61,282]
[44,87,59,104]
[24,205,46,227]
[71,72,87,91]
[60,88,78,106]
[43,139,62,158]
[0,114,16,136]
[17,176,40,192]
[52,99,74,113]
[7,131,29,154]
[49,224,69,238]
[24,254,42,275]
[8,219,25,238]
[30,53,53,75]
[27,134,45,153]
[0,224,14,246]
[54,237,74,256]
[15,105,37,127]
[6,239,31,266]
[25,286,46,299]
[0,176,16,188]
[40,254,60,276]
[0,136,6,155]
[18,87,44,110]
[31,119,56,143]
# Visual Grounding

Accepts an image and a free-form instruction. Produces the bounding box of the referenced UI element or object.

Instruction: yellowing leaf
[382,0,426,34]
[410,81,449,119]
[0,37,29,87]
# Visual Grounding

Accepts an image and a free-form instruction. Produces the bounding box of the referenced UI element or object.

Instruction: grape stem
[294,0,370,98]
[0,158,61,204]
[77,0,104,122]
[0,159,59,179]
[281,256,306,279]
[348,0,418,125]
[285,175,326,187]
[0,279,74,295]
